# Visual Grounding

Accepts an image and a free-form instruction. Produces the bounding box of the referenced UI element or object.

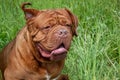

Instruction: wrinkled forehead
[34,9,72,25]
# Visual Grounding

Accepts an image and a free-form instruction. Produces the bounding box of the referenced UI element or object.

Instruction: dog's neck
[14,26,38,69]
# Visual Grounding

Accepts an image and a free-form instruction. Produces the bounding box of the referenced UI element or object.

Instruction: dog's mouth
[36,43,67,61]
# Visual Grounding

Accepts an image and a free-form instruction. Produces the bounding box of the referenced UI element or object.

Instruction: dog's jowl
[0,2,78,80]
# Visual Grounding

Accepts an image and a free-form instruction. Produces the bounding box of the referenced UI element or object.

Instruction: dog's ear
[21,2,39,20]
[65,8,78,36]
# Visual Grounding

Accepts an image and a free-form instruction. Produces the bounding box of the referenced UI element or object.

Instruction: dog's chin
[36,44,68,61]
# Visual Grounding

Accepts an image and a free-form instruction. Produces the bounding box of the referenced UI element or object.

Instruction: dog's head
[21,2,78,62]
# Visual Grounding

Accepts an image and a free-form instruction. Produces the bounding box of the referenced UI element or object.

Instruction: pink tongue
[50,47,67,61]
[51,47,67,55]
[38,47,67,58]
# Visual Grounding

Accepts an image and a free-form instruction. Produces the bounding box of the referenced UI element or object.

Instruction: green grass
[0,0,120,80]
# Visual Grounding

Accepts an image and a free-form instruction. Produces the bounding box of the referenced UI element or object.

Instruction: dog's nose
[57,29,68,37]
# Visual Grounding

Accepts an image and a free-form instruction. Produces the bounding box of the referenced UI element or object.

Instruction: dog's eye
[43,26,51,29]
[66,24,72,27]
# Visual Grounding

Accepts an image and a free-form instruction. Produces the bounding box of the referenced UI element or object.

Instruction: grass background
[0,0,120,80]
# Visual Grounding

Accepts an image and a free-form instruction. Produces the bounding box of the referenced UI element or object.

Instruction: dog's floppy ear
[21,2,39,20]
[65,8,78,36]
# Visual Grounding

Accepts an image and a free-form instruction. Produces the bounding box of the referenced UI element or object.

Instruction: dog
[0,2,78,80]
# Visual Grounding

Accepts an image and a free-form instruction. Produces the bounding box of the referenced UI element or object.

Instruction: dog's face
[22,3,78,61]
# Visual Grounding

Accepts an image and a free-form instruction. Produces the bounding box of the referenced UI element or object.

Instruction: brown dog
[0,2,78,80]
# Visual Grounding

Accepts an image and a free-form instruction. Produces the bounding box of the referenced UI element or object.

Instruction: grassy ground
[0,0,120,80]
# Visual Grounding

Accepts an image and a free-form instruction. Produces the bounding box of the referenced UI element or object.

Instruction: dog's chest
[45,72,60,80]
[23,71,59,80]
